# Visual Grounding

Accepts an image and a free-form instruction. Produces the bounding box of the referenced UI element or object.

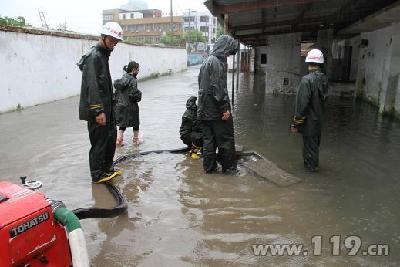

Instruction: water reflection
[87,68,400,266]
[233,72,400,265]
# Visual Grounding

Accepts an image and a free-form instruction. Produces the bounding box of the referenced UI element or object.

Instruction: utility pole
[195,12,198,51]
[170,0,173,33]
[188,9,191,31]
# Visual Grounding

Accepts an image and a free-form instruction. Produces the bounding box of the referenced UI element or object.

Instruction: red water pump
[0,181,72,266]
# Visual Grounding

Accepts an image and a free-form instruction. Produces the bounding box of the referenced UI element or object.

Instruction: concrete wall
[330,37,360,82]
[255,33,301,94]
[356,22,400,115]
[227,48,255,72]
[349,35,361,82]
[254,46,266,74]
[316,29,333,78]
[0,29,187,113]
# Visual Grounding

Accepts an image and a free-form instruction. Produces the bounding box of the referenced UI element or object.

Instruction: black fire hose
[72,147,261,220]
[72,182,127,220]
[112,147,190,166]
[72,147,190,220]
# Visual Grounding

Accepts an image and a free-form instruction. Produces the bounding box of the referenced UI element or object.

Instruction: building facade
[103,8,183,44]
[182,10,217,45]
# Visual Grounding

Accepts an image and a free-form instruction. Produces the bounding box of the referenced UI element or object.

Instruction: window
[283,78,289,86]
[184,16,195,22]
[261,54,267,64]
[200,16,209,22]
[200,26,209,32]
[130,13,134,19]
[122,14,126,20]
[104,15,113,21]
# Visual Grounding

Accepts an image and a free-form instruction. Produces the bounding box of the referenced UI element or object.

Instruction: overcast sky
[0,0,209,34]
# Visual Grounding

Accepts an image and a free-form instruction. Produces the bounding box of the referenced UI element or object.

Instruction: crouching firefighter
[291,48,328,172]
[180,96,203,159]
[77,22,123,183]
[197,35,239,173]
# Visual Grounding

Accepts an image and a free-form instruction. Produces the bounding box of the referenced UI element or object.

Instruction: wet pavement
[1,66,400,266]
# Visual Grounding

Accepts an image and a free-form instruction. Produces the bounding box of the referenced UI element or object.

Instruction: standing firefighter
[291,49,328,172]
[197,35,238,173]
[115,61,142,146]
[78,22,123,183]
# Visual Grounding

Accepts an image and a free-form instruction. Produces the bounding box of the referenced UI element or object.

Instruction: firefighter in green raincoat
[291,49,329,172]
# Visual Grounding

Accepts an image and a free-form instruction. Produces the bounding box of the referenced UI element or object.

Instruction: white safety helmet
[101,22,123,41]
[305,49,324,64]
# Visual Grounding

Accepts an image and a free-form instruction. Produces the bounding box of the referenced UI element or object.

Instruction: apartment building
[103,8,183,44]
[182,10,217,45]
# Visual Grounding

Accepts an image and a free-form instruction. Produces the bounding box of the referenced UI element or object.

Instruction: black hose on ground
[73,147,261,220]
[112,147,190,166]
[73,182,127,220]
[73,147,190,220]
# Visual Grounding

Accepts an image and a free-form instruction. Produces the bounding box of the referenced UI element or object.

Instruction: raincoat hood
[186,96,197,110]
[211,35,238,60]
[114,73,131,91]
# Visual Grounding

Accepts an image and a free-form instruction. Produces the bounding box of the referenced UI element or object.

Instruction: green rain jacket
[197,35,238,120]
[294,69,329,136]
[180,96,201,141]
[78,44,114,122]
[114,73,142,127]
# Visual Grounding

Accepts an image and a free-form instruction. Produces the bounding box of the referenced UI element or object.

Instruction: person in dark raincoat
[78,22,123,183]
[197,35,239,173]
[180,96,202,148]
[114,61,142,146]
[291,48,328,172]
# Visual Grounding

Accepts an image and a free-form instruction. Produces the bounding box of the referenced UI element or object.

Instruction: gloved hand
[290,123,299,133]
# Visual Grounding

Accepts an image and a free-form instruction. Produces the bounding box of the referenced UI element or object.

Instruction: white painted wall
[256,33,301,94]
[393,34,400,114]
[0,29,187,113]
[356,22,400,114]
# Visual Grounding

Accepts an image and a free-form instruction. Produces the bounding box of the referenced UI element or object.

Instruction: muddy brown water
[1,66,400,266]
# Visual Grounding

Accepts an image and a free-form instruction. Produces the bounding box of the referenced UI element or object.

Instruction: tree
[0,16,26,27]
[183,30,206,43]
[160,32,182,46]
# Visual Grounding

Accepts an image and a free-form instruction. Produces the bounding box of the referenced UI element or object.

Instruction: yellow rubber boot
[190,145,202,159]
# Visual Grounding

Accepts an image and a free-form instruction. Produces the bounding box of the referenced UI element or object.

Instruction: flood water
[1,66,400,266]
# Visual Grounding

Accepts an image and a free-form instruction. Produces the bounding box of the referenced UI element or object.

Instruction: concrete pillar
[381,32,400,114]
[316,29,334,78]
[254,47,260,73]
[250,48,255,73]
[355,40,367,98]
[262,33,302,94]
[355,22,400,117]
